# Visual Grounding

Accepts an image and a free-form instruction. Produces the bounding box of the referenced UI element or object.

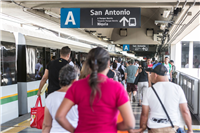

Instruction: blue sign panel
[61,8,80,28]
[123,44,130,51]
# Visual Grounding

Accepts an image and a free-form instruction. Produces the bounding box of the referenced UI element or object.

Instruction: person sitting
[55,47,135,133]
[42,65,79,133]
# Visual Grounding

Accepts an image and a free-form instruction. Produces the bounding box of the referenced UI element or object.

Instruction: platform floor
[1,102,200,133]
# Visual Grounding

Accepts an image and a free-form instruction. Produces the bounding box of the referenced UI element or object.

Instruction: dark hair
[113,62,117,69]
[81,60,85,64]
[130,60,134,64]
[141,61,147,69]
[59,65,78,87]
[170,60,174,63]
[165,57,169,59]
[87,47,110,109]
[140,61,148,76]
[52,56,56,60]
[60,46,71,57]
[147,57,151,60]
[117,57,121,63]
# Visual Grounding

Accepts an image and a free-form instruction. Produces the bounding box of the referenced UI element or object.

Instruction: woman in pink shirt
[56,47,135,133]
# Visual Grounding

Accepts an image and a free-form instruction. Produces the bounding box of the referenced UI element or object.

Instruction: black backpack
[118,65,125,80]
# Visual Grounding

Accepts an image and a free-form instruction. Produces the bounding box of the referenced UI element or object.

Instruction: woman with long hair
[56,47,135,133]
[79,61,91,80]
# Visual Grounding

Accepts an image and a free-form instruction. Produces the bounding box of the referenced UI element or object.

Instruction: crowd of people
[37,46,193,133]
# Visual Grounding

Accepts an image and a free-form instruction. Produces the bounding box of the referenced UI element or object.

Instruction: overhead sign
[61,8,141,28]
[131,45,149,51]
[108,45,116,52]
[123,44,130,51]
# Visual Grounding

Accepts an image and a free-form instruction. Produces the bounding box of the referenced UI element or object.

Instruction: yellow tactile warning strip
[184,125,200,132]
[1,119,30,133]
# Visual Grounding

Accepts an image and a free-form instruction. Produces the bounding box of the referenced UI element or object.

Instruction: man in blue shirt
[125,60,138,102]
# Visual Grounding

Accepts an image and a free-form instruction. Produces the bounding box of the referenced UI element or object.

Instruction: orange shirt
[117,113,128,133]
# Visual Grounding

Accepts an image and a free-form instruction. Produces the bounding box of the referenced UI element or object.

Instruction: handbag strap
[151,86,174,128]
[35,96,42,107]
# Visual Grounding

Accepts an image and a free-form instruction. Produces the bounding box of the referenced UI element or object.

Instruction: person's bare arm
[138,105,149,132]
[42,107,52,133]
[117,101,135,131]
[135,69,139,77]
[125,73,127,84]
[170,70,172,81]
[179,103,193,133]
[146,72,151,87]
[37,69,48,96]
[55,98,75,133]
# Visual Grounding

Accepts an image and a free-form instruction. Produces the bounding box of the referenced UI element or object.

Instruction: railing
[176,71,200,121]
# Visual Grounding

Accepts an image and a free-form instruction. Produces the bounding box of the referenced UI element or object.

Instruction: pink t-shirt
[65,74,129,133]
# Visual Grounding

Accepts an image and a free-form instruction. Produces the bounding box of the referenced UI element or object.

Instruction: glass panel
[50,49,59,61]
[26,46,36,81]
[45,48,51,68]
[0,41,17,86]
[181,41,189,68]
[193,41,200,68]
[35,47,44,80]
[26,46,44,81]
[0,42,3,86]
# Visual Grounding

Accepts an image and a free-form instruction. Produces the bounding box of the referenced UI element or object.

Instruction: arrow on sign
[119,17,129,26]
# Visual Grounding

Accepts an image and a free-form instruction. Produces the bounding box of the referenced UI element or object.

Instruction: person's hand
[128,128,143,133]
[37,90,41,96]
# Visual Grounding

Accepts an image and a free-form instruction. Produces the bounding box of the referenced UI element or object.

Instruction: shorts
[127,83,137,92]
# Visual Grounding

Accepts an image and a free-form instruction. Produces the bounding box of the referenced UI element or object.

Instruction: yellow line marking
[1,119,31,133]
[0,94,18,99]
[27,88,38,93]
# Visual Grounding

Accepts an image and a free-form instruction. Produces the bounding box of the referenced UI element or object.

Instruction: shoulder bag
[151,86,185,133]
[134,73,140,85]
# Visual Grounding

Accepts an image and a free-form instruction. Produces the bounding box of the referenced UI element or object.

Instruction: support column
[175,42,181,70]
[14,32,28,115]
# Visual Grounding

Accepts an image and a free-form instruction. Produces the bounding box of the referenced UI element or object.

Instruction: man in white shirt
[116,57,125,71]
[138,64,193,133]
[68,57,74,67]
[163,57,172,81]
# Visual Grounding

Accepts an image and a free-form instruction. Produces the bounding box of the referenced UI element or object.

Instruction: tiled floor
[1,102,199,133]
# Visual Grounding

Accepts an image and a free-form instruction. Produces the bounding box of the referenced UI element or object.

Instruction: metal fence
[177,71,200,120]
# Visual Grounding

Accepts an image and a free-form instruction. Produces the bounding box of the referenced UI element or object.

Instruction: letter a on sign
[61,8,80,28]
[123,44,130,51]
[124,46,128,50]
[65,11,76,25]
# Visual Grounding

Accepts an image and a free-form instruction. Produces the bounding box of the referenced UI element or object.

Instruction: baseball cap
[117,57,121,62]
[146,63,168,76]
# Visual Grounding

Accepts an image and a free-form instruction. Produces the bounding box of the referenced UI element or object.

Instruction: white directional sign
[119,17,129,26]
[108,45,116,52]
[61,8,141,28]
[131,45,149,51]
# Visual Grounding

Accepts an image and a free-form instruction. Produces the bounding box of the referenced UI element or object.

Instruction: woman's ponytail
[87,47,110,111]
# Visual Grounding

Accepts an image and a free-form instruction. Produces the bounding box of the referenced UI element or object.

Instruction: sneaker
[132,96,136,102]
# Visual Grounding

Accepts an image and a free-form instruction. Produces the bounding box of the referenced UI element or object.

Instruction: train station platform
[1,102,200,133]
